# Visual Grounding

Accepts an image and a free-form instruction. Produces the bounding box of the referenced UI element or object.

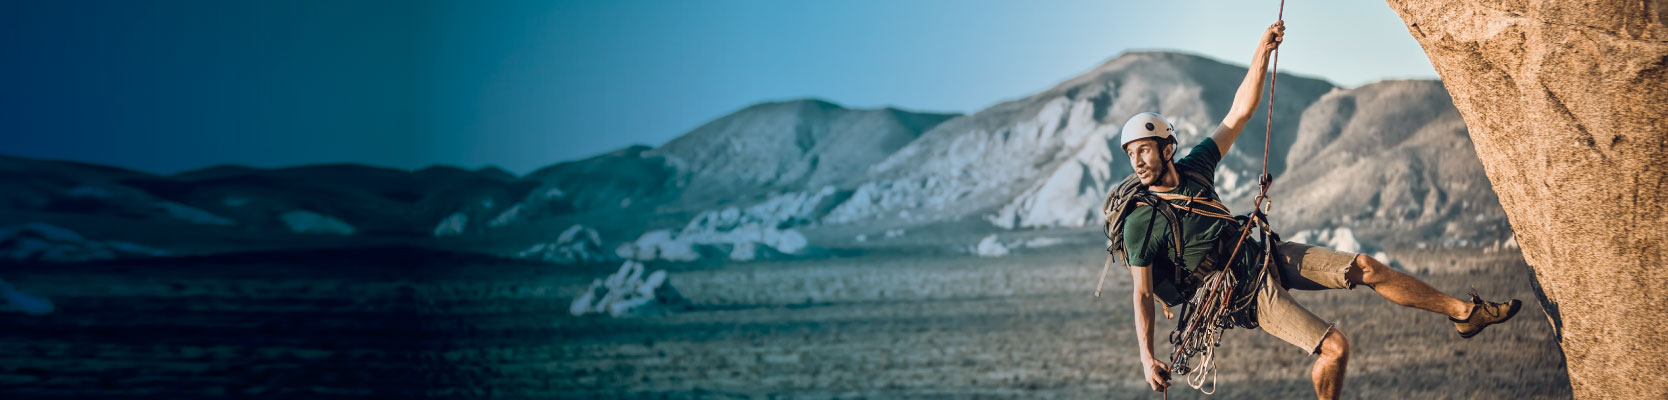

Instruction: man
[1111,21,1521,399]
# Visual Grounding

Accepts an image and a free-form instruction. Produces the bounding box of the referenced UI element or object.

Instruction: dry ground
[0,244,1568,399]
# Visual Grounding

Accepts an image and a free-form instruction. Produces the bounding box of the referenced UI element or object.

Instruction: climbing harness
[1096,1,1290,397]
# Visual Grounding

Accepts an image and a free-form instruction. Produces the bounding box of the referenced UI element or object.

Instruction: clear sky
[0,0,1436,176]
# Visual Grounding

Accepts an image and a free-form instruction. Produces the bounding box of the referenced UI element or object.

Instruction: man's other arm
[1125,255,1171,391]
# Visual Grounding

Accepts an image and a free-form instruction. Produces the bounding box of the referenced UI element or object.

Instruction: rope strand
[1164,1,1286,396]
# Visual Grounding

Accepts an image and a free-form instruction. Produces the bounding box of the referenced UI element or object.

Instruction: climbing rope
[1163,1,1287,397]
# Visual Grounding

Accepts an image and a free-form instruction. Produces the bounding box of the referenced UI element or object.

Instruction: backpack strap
[1127,194,1193,306]
[1166,168,1234,220]
[1181,168,1213,192]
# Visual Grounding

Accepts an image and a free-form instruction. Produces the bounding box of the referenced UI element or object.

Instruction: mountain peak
[1083,50,1223,73]
[171,164,260,181]
[743,98,846,112]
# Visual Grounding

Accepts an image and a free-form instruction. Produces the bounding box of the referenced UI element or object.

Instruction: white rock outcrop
[517,224,611,264]
[432,212,468,237]
[1285,227,1398,270]
[157,201,237,226]
[616,224,808,263]
[987,128,1123,229]
[278,210,356,235]
[488,204,523,228]
[569,261,689,317]
[974,234,1010,258]
[616,199,814,262]
[0,223,167,262]
[1287,227,1368,254]
[0,278,53,315]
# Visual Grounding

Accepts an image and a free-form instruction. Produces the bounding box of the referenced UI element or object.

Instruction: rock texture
[1386,0,1668,397]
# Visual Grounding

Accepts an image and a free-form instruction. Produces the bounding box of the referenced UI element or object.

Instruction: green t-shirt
[1121,138,1258,290]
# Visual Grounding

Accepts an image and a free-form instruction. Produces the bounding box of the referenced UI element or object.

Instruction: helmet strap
[1154,140,1178,188]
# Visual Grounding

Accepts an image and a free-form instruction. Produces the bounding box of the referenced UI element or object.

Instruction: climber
[1108,21,1522,400]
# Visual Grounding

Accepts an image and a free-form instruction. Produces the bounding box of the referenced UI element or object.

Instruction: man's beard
[1139,162,1173,186]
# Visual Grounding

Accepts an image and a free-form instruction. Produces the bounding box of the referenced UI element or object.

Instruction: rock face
[1385,1,1668,397]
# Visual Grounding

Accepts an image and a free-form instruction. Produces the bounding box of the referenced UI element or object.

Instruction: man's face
[1123,138,1172,186]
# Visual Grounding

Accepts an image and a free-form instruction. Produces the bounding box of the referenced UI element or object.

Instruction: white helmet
[1119,112,1176,149]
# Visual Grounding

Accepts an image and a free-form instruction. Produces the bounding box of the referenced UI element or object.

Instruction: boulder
[975,235,1010,257]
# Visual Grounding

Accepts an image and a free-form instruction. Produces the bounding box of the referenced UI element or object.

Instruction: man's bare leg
[1345,254,1471,319]
[1313,328,1348,400]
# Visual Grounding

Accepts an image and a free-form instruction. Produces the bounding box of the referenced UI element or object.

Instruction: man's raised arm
[1211,21,1286,156]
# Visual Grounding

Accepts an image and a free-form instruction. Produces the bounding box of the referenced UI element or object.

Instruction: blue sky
[0,0,1436,176]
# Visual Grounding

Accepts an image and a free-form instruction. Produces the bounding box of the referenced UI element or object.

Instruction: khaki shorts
[1253,241,1360,355]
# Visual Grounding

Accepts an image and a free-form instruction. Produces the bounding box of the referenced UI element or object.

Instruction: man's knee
[1347,254,1390,286]
[1318,328,1349,358]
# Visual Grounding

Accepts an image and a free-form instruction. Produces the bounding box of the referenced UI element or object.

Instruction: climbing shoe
[1451,289,1521,339]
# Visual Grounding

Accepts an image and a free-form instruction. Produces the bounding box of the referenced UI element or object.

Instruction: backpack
[1102,169,1241,306]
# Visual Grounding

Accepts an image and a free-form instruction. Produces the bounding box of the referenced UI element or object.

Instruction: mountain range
[0,51,1512,263]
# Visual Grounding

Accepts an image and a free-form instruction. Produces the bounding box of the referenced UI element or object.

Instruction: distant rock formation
[278,210,356,235]
[569,261,689,317]
[517,225,611,264]
[0,222,166,262]
[0,156,530,240]
[1269,80,1509,249]
[854,52,1335,228]
[1386,0,1668,397]
[0,278,52,315]
[652,99,958,201]
[615,216,809,263]
[504,100,957,225]
[0,51,1523,262]
[1284,227,1401,271]
[974,234,1009,257]
[432,212,468,236]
